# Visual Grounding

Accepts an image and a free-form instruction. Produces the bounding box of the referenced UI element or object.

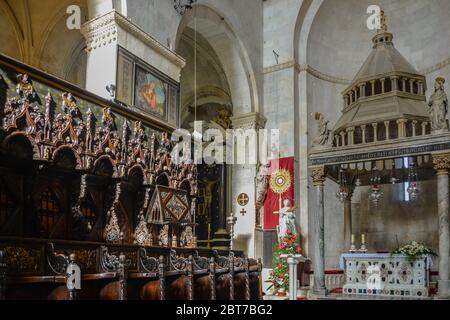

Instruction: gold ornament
[269,169,291,195]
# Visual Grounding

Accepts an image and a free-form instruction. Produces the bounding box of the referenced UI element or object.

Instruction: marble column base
[438,280,450,298]
[312,287,327,296]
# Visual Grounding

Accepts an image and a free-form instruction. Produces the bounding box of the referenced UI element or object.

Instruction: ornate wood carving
[209,257,216,300]
[187,255,194,300]
[1,74,196,190]
[46,243,69,275]
[158,255,166,300]
[228,252,235,300]
[0,250,5,300]
[138,248,159,274]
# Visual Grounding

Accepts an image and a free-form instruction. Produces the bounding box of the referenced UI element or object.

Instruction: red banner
[263,157,295,230]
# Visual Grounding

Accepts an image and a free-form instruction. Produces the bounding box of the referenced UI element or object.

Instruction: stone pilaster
[432,153,450,298]
[229,112,267,258]
[311,166,327,296]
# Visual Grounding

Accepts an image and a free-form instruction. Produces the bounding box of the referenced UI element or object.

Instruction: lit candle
[351,234,355,244]
[361,234,366,244]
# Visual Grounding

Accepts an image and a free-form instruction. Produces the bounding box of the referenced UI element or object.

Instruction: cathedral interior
[0,0,450,301]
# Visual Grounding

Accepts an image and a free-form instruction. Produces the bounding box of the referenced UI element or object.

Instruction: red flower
[277,263,283,269]
[287,230,292,235]
[296,247,302,253]
[288,240,293,245]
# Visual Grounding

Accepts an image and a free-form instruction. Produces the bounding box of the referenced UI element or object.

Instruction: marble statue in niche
[313,112,333,146]
[428,77,448,132]
[255,162,270,205]
[277,199,297,241]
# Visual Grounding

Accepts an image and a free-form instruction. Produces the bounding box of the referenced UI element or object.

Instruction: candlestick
[350,234,356,253]
[359,233,367,253]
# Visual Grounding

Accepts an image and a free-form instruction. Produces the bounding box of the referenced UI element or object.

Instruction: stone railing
[334,119,431,148]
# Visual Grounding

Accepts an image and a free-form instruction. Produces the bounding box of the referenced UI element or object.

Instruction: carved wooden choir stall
[0,53,262,300]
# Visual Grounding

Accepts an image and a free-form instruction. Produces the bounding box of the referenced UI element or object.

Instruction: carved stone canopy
[334,19,428,134]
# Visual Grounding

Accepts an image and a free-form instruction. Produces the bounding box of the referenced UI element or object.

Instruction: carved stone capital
[432,153,450,175]
[81,10,185,68]
[311,166,327,186]
[231,112,267,130]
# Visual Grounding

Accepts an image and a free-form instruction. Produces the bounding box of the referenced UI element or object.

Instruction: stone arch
[175,4,258,115]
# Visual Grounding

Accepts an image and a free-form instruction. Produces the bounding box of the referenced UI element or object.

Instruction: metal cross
[238,193,249,206]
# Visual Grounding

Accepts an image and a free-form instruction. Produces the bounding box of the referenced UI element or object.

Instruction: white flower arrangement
[391,241,437,262]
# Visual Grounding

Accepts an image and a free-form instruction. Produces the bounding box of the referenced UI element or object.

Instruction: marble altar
[341,253,433,298]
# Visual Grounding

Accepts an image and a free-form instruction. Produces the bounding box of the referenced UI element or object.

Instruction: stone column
[343,187,354,252]
[311,166,327,296]
[340,131,346,147]
[409,79,415,94]
[397,119,407,138]
[412,120,418,137]
[384,121,390,140]
[402,78,407,92]
[361,125,367,144]
[418,81,424,95]
[391,76,399,91]
[422,121,428,136]
[280,254,305,300]
[432,153,450,298]
[335,135,340,147]
[370,80,376,95]
[346,127,355,145]
[380,78,386,94]
[228,112,267,257]
[359,83,366,98]
[372,123,378,142]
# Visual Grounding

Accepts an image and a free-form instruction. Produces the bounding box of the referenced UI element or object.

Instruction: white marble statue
[277,199,298,241]
[255,162,270,205]
[313,112,333,146]
[428,77,448,132]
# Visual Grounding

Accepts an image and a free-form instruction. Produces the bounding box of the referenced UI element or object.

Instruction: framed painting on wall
[116,46,180,127]
[134,66,168,120]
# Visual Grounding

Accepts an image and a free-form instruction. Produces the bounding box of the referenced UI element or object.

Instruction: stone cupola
[333,11,429,147]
